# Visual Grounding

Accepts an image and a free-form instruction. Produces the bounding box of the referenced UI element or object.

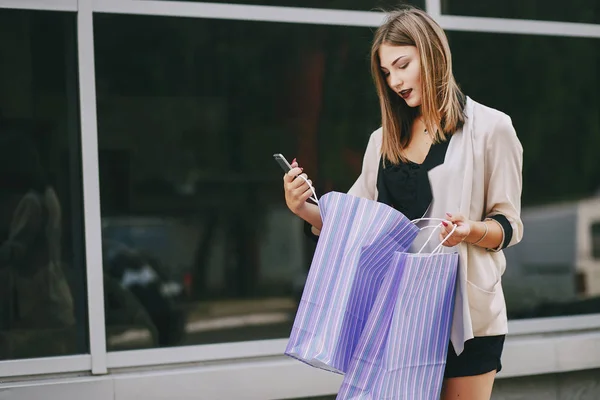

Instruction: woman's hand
[283,158,314,215]
[439,213,472,247]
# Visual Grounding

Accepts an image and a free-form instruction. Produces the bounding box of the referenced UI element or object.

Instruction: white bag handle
[297,175,319,204]
[411,217,457,254]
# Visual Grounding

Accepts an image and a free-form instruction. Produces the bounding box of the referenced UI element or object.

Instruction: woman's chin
[402,96,421,108]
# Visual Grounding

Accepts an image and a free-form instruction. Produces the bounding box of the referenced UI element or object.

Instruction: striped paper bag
[338,251,458,399]
[285,192,419,374]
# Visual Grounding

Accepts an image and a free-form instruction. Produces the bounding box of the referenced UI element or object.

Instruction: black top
[377,140,449,220]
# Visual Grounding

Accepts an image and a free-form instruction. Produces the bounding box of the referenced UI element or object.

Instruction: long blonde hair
[371,6,465,164]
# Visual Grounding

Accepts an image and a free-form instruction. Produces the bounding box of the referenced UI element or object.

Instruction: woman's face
[378,43,422,108]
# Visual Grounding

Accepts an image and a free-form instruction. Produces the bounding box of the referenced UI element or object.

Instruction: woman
[0,130,76,359]
[282,6,523,400]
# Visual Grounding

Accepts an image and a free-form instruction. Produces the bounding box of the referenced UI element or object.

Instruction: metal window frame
[437,15,600,38]
[434,0,600,38]
[106,315,600,369]
[107,339,289,369]
[0,0,599,379]
[78,0,109,376]
[93,0,386,26]
[0,355,91,378]
[0,0,77,11]
[90,0,600,38]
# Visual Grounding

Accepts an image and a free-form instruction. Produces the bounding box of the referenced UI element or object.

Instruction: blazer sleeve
[347,129,380,200]
[484,115,524,249]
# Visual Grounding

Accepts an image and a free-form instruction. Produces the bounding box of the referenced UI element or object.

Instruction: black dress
[377,139,508,378]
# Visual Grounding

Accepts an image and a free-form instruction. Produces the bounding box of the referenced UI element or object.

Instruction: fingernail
[300,167,304,171]
[442,221,448,227]
[292,158,297,164]
[446,213,452,218]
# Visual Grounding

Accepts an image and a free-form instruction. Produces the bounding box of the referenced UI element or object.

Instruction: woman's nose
[389,73,403,91]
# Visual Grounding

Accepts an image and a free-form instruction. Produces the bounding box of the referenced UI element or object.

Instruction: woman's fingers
[284,170,305,191]
[440,221,459,246]
[292,177,312,198]
[446,212,465,224]
[284,167,303,182]
[290,173,309,191]
[299,186,314,202]
[441,221,454,236]
[284,167,311,198]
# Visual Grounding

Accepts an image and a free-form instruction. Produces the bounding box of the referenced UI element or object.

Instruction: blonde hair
[371,6,465,164]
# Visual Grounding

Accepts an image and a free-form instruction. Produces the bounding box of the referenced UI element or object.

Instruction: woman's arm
[481,114,524,249]
[441,114,524,249]
[297,202,323,232]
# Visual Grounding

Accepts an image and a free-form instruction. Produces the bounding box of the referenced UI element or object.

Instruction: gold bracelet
[470,221,489,246]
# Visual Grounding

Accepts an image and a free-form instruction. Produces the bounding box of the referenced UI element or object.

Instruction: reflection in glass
[448,31,600,320]
[0,9,87,360]
[442,0,599,24]
[95,14,379,350]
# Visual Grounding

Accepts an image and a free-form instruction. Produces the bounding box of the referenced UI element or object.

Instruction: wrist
[464,220,486,245]
[293,204,307,217]
[295,202,322,230]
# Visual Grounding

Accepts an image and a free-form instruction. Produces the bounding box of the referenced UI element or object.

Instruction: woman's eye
[382,71,390,77]
[399,63,409,70]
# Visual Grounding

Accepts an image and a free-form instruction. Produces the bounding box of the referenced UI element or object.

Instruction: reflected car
[102,233,187,347]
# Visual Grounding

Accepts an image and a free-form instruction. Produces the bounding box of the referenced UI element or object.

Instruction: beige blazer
[347,97,524,355]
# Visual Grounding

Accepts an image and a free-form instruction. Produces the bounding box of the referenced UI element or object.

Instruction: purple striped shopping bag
[338,243,458,399]
[285,192,419,374]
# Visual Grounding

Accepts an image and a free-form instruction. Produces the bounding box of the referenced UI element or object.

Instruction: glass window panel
[0,9,88,360]
[95,14,379,350]
[448,31,600,319]
[96,15,599,352]
[134,0,425,11]
[442,0,599,24]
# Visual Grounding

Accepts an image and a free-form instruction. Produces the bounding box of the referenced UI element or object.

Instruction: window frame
[437,0,600,28]
[0,356,91,378]
[0,0,76,11]
[0,0,598,380]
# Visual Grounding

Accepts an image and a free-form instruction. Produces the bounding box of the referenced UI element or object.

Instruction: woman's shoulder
[362,127,383,156]
[468,97,511,125]
[467,97,517,139]
[368,127,383,143]
[467,97,522,151]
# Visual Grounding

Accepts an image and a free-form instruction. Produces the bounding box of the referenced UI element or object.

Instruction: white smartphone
[273,153,293,173]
